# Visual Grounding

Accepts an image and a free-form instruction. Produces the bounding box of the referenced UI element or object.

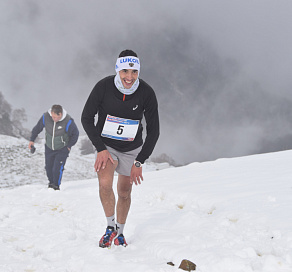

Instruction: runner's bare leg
[98,160,118,218]
[116,174,132,224]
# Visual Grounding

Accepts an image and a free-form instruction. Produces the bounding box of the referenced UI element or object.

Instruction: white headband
[115,56,140,73]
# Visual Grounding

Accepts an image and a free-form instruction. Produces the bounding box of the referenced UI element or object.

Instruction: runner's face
[119,69,138,89]
[51,112,62,122]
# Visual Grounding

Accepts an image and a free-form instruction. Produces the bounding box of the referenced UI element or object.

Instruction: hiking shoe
[99,226,117,248]
[48,184,60,190]
[114,234,128,247]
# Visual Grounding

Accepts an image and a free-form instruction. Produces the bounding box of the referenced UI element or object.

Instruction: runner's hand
[28,141,34,150]
[130,165,143,185]
[94,150,114,172]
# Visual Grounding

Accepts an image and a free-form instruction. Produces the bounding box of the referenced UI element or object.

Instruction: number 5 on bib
[101,115,139,141]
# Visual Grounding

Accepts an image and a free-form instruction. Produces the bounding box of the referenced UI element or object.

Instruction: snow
[1,136,292,271]
[0,135,165,189]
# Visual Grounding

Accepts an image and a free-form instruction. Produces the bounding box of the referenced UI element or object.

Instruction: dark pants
[45,145,69,187]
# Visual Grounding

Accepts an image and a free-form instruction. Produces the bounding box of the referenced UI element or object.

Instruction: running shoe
[114,234,128,247]
[99,226,117,248]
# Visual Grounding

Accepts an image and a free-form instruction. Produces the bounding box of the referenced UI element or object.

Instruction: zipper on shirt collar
[52,122,56,150]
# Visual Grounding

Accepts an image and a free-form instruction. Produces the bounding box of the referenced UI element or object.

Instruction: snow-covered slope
[0,135,95,188]
[0,135,168,188]
[0,135,292,271]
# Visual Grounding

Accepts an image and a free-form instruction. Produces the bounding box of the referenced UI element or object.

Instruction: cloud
[1,0,292,164]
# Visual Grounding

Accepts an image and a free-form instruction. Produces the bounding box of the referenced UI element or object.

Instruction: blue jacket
[30,109,79,150]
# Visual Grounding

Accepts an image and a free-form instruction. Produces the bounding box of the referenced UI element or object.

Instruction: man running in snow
[81,49,160,247]
[29,105,79,190]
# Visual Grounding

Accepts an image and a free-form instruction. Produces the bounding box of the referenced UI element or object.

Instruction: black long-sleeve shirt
[81,75,159,164]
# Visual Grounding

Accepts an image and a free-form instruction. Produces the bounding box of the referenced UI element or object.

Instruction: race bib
[101,115,139,141]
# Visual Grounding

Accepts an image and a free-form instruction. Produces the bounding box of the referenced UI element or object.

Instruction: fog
[1,0,292,164]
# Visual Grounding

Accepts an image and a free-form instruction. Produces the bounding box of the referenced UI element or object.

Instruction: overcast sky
[1,0,292,163]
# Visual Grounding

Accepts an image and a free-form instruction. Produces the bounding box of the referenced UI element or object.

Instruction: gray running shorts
[96,145,142,176]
